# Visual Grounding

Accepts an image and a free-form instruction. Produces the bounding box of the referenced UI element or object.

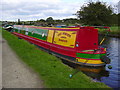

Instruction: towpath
[1,37,44,88]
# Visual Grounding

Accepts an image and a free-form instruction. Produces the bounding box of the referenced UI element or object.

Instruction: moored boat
[12,25,111,66]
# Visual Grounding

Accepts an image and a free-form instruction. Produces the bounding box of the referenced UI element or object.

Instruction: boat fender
[108,65,112,69]
[107,53,110,56]
[69,74,73,78]
[100,55,111,64]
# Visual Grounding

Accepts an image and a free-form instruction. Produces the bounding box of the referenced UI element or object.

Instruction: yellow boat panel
[47,30,54,43]
[76,58,104,64]
[53,31,77,48]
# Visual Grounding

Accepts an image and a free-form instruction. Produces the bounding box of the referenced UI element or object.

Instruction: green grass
[0,27,2,34]
[1,28,111,88]
[110,26,119,33]
[98,26,120,37]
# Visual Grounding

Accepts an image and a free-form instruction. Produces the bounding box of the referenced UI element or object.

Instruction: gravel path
[2,38,44,88]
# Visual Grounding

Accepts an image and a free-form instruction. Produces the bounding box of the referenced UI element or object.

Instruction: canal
[100,37,119,88]
[62,37,119,89]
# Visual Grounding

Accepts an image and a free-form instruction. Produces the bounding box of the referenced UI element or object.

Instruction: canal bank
[1,28,110,88]
[98,33,120,38]
[98,26,120,38]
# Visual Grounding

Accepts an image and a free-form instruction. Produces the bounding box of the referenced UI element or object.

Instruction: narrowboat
[12,25,111,66]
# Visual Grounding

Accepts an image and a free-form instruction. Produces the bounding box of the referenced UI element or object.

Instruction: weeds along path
[2,38,44,88]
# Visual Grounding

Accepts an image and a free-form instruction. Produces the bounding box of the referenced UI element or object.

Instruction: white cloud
[1,0,82,21]
[118,1,120,13]
[111,0,119,4]
[1,0,118,21]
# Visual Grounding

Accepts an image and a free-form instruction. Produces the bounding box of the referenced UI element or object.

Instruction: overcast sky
[0,0,119,21]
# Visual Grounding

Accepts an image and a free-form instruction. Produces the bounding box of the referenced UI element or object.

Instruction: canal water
[100,37,119,88]
[62,37,119,89]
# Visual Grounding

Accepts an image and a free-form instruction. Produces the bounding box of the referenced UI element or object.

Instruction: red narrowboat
[12,25,110,66]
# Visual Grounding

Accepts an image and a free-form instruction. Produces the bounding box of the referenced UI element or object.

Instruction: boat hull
[12,32,106,66]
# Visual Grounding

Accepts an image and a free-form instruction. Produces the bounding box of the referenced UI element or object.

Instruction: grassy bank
[0,29,1,33]
[98,26,120,38]
[1,28,110,88]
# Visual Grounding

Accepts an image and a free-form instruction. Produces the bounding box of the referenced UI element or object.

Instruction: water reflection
[76,66,109,81]
[61,59,109,81]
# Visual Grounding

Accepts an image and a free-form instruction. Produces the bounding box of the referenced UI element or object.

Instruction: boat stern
[76,48,110,66]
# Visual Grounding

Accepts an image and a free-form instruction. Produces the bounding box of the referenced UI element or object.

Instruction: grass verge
[2,28,111,88]
[98,26,120,38]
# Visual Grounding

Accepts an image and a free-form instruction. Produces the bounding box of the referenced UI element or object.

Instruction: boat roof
[14,25,80,31]
[14,25,97,31]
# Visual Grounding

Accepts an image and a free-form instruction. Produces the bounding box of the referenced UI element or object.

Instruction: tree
[39,19,46,22]
[18,19,22,25]
[76,1,113,26]
[110,14,118,26]
[54,19,63,25]
[46,17,54,26]
[63,18,80,25]
[118,13,120,26]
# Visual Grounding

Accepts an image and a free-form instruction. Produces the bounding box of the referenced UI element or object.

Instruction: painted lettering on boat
[59,39,67,42]
[58,32,71,38]
[57,32,70,43]
[53,31,77,48]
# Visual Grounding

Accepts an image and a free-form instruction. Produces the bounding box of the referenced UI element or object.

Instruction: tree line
[16,17,80,27]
